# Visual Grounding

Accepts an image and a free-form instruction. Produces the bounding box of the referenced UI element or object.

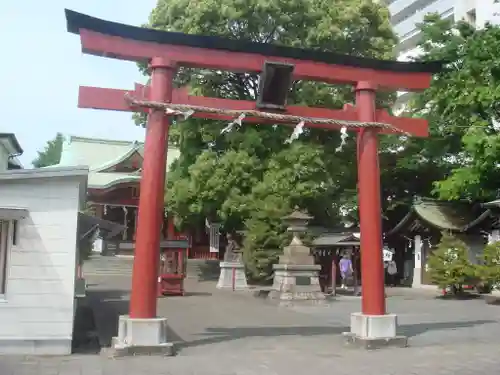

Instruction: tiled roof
[58,135,180,189]
[312,232,360,247]
[387,198,491,235]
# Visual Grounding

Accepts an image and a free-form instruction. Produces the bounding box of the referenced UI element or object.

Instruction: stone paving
[2,257,500,374]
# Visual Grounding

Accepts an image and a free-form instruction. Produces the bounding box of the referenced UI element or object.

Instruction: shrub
[427,231,476,294]
[477,240,500,290]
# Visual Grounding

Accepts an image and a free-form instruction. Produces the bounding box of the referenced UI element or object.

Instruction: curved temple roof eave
[91,143,143,173]
[387,204,493,236]
[87,176,142,191]
[0,133,24,156]
[385,209,416,237]
[64,9,445,74]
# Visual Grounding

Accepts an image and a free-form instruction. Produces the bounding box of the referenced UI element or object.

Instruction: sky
[0,0,158,167]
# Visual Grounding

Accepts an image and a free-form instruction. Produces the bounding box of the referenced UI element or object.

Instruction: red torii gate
[66,9,442,351]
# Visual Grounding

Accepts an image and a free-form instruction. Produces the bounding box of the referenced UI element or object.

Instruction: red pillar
[129,57,175,319]
[355,81,386,316]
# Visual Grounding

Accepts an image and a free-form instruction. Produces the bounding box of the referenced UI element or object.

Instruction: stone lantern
[283,207,312,246]
[268,207,325,303]
[279,207,315,265]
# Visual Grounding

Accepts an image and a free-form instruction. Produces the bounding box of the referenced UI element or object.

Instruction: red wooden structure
[65,9,442,320]
[157,240,188,296]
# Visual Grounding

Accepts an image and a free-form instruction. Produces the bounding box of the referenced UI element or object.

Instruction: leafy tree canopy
[32,133,64,168]
[144,0,402,279]
[408,15,500,201]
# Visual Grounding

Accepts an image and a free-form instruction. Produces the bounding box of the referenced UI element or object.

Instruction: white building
[0,133,126,355]
[0,133,24,171]
[389,0,499,54]
[385,0,500,110]
[0,166,90,354]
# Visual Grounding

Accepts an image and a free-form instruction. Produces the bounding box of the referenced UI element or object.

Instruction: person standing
[339,253,353,289]
[386,259,398,287]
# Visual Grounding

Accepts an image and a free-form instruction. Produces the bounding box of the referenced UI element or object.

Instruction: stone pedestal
[109,315,175,357]
[269,208,325,302]
[269,220,325,302]
[269,263,325,301]
[217,261,248,289]
[343,313,407,350]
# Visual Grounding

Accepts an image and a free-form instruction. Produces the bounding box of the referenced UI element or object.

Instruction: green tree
[427,232,476,294]
[242,143,333,282]
[146,0,399,279]
[407,16,500,201]
[477,241,500,289]
[32,133,64,168]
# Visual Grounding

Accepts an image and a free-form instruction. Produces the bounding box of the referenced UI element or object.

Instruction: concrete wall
[0,175,83,355]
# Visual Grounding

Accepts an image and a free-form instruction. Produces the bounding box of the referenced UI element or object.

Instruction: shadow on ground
[75,287,496,355]
[175,319,494,351]
[73,289,185,353]
[169,292,213,297]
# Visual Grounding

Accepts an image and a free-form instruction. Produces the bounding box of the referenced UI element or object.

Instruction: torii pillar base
[342,313,407,350]
[108,315,175,357]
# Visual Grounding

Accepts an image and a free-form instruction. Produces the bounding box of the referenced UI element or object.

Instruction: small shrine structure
[65,8,443,352]
[312,230,360,293]
[482,199,500,243]
[57,136,199,256]
[386,197,496,288]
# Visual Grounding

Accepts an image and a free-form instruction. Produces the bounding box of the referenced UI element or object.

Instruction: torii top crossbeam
[65,8,443,332]
[65,10,443,137]
[66,10,441,90]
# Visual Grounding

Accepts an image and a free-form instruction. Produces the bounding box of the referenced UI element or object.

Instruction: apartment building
[385,0,500,110]
[389,0,500,55]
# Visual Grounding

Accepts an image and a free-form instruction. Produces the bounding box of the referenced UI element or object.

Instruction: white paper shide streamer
[165,108,195,121]
[335,126,349,152]
[221,113,246,134]
[158,99,361,151]
[285,121,305,144]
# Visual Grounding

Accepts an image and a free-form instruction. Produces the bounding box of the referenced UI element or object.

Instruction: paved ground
[2,257,500,374]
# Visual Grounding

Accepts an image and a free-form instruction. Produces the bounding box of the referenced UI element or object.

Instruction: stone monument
[268,208,325,302]
[217,233,249,289]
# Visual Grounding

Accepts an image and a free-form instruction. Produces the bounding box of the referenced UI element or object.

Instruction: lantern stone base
[217,261,248,290]
[342,313,407,350]
[268,264,325,301]
[108,315,175,357]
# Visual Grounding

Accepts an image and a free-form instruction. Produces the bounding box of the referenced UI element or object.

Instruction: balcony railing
[393,0,454,40]
[389,0,436,23]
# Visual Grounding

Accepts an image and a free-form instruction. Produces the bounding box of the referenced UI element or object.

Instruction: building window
[0,220,11,295]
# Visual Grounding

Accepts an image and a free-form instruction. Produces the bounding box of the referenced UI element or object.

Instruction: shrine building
[385,197,499,287]
[57,135,215,259]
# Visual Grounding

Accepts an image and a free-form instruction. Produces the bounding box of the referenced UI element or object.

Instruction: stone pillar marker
[412,234,423,288]
[268,207,325,302]
[217,233,249,290]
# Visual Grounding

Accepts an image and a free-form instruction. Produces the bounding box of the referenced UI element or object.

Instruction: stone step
[186,259,220,280]
[83,256,134,276]
[83,256,222,279]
